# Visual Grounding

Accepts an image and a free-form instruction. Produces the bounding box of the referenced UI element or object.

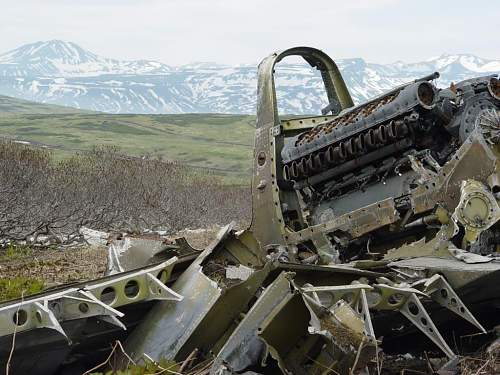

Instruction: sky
[0,0,498,65]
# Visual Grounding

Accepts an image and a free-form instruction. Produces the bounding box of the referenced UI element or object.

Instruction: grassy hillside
[0,95,88,114]
[0,111,256,178]
[0,95,256,179]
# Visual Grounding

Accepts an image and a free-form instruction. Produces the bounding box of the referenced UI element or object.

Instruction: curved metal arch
[256,46,354,128]
[249,47,353,251]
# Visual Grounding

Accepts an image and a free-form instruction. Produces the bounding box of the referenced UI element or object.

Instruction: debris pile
[1,47,500,374]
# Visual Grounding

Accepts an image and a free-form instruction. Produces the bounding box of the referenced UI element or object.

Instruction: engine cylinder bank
[281,78,441,182]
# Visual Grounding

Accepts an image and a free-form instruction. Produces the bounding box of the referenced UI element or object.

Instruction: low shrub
[0,141,250,244]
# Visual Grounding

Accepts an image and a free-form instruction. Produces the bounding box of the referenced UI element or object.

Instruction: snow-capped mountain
[0,40,498,114]
[0,40,171,77]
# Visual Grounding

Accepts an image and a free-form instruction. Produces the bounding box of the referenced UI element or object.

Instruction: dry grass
[0,245,107,290]
[460,348,500,374]
[169,226,222,249]
[0,226,223,301]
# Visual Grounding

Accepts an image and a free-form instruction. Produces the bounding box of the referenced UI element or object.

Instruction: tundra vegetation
[0,140,250,299]
[0,140,250,242]
[0,112,255,178]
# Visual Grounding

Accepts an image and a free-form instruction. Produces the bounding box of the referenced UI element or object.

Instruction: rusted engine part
[382,176,500,264]
[282,77,439,182]
[284,112,499,265]
[286,74,500,189]
[453,179,500,246]
[0,256,190,374]
[308,78,497,213]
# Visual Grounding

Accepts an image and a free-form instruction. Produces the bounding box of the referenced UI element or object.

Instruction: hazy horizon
[3,38,499,67]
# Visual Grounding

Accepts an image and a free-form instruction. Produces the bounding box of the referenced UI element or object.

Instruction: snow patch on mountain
[0,40,498,114]
[0,40,172,77]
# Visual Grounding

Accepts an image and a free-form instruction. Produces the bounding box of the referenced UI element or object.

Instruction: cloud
[0,0,497,65]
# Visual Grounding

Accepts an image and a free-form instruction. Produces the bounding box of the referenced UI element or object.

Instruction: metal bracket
[300,284,373,309]
[77,290,125,317]
[0,259,182,340]
[422,275,486,333]
[301,283,376,339]
[33,302,70,343]
[400,293,456,359]
[357,289,376,339]
[372,283,426,310]
[271,125,281,137]
[146,273,183,302]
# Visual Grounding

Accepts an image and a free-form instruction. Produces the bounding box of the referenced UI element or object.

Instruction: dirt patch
[0,245,108,288]
[0,225,223,301]
[170,226,223,249]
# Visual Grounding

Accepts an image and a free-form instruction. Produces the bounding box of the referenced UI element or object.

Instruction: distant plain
[0,95,256,181]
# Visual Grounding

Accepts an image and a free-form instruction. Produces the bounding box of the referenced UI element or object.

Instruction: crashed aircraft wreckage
[1,46,500,374]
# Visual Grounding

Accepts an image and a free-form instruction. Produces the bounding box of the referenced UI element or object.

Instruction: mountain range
[0,40,499,114]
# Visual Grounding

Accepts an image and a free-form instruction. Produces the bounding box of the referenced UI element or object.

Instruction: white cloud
[0,0,497,65]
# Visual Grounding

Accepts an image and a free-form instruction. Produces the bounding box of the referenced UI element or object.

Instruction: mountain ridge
[0,40,498,114]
